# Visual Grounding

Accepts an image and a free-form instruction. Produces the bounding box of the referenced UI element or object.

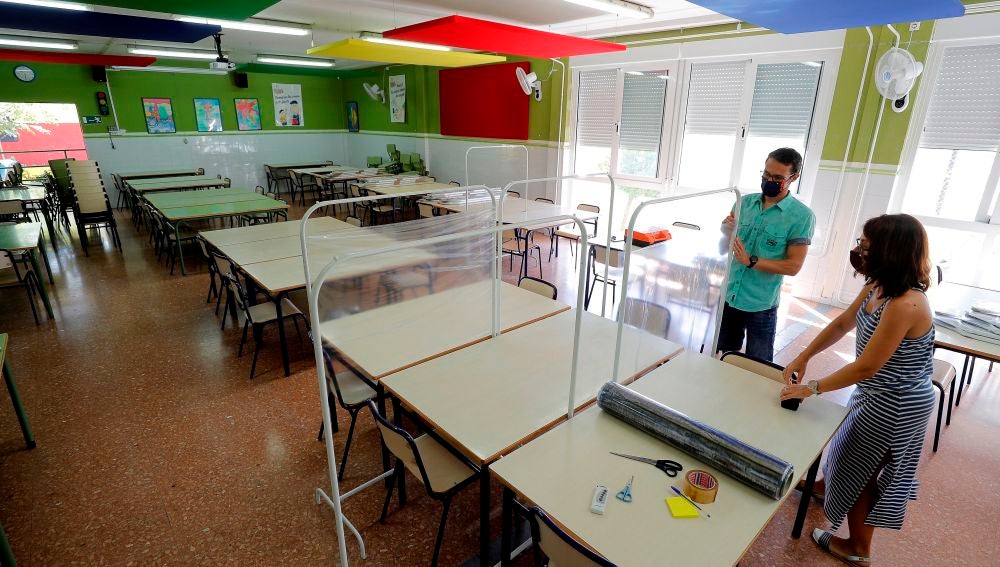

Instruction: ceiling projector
[210,60,237,71]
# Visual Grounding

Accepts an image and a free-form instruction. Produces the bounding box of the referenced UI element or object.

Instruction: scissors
[610,452,683,477]
[616,476,634,503]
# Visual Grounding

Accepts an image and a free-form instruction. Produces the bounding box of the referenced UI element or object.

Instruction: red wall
[439,62,530,140]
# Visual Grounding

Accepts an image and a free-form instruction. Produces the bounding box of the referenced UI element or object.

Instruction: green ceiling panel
[87,0,281,20]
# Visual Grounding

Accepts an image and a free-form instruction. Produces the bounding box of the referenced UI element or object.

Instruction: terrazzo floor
[0,205,997,566]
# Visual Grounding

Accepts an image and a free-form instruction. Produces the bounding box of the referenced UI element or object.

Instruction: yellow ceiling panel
[307,38,506,67]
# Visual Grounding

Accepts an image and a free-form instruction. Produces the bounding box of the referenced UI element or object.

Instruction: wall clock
[13,65,35,83]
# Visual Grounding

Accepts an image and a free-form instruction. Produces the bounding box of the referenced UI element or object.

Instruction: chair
[417,202,438,218]
[0,249,43,325]
[930,358,957,452]
[222,177,232,188]
[619,298,671,339]
[502,228,542,279]
[225,274,306,379]
[518,276,557,300]
[197,237,220,305]
[369,400,479,566]
[553,204,600,260]
[289,170,318,205]
[720,351,785,382]
[345,215,362,227]
[360,188,400,225]
[376,264,434,305]
[584,244,623,310]
[529,506,617,567]
[67,162,122,255]
[367,156,383,168]
[0,201,29,223]
[316,351,378,479]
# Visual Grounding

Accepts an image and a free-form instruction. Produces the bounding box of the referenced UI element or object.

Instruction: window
[901,43,1000,223]
[676,59,822,192]
[574,68,670,180]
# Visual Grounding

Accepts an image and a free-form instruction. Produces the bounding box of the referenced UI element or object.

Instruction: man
[717,147,816,362]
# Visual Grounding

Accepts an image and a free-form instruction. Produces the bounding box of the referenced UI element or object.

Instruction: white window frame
[667,50,839,202]
[892,37,1000,229]
[567,61,680,185]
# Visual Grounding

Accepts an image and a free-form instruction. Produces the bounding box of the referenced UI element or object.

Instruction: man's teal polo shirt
[726,192,815,312]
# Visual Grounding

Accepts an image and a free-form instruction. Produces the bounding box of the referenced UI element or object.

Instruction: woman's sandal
[795,479,825,503]
[812,529,872,567]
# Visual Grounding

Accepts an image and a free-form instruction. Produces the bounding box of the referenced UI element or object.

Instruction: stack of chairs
[66,160,122,255]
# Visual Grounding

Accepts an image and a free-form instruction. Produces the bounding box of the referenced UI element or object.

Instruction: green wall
[820,23,936,166]
[0,60,345,135]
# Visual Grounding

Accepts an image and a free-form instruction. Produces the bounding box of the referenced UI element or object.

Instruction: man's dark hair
[767,147,803,175]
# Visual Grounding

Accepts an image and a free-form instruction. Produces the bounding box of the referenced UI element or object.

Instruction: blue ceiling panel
[0,5,221,43]
[689,0,965,34]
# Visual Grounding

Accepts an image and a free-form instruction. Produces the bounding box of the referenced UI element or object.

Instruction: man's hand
[722,213,735,227]
[732,236,751,266]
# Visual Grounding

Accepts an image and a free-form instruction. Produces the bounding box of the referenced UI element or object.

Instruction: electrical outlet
[909,22,921,31]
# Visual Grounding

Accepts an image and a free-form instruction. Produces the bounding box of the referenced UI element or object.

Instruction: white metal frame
[610,186,742,384]
[298,183,596,567]
[567,62,680,184]
[891,35,1000,227]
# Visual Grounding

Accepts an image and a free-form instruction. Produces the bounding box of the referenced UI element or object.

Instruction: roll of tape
[683,470,719,504]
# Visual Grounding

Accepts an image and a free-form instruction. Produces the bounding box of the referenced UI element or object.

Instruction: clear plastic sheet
[616,191,734,353]
[597,381,794,500]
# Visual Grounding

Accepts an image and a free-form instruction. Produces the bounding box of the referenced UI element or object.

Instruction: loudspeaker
[91,65,107,83]
[233,72,249,89]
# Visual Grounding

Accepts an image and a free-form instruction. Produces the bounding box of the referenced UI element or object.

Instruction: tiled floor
[0,205,997,566]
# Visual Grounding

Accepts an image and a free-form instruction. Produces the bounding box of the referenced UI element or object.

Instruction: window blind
[920,43,1000,152]
[683,60,747,136]
[747,62,822,138]
[576,70,617,147]
[619,72,667,152]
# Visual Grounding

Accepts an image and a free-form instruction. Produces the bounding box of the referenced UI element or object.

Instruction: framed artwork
[142,97,175,134]
[234,98,262,131]
[272,83,304,127]
[194,98,222,132]
[346,101,359,132]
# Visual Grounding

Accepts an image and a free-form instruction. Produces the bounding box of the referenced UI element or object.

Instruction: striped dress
[822,288,936,530]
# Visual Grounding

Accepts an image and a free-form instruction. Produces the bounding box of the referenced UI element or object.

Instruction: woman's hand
[780,384,813,401]
[783,357,807,384]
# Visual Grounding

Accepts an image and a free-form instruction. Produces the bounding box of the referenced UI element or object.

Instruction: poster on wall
[142,97,175,134]
[194,98,222,132]
[389,75,405,123]
[272,83,303,127]
[346,101,360,132]
[235,98,262,131]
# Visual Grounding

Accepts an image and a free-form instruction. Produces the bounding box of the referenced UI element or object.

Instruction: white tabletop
[929,282,1000,361]
[208,219,355,265]
[490,351,849,567]
[363,182,453,196]
[200,217,346,247]
[382,309,683,465]
[321,280,570,380]
[427,196,596,225]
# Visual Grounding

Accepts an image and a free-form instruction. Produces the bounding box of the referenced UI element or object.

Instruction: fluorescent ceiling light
[361,35,451,52]
[175,16,309,36]
[0,36,77,49]
[563,0,653,19]
[0,0,89,11]
[128,47,220,60]
[108,65,228,75]
[257,56,333,68]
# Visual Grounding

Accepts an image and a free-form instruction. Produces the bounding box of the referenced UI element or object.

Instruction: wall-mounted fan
[874,47,924,113]
[363,82,385,103]
[516,67,543,102]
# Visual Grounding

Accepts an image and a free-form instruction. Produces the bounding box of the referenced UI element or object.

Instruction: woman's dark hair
[862,214,931,298]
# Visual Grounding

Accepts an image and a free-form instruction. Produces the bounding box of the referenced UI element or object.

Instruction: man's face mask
[760,178,783,198]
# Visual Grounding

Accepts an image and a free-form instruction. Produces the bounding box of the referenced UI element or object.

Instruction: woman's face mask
[850,237,869,275]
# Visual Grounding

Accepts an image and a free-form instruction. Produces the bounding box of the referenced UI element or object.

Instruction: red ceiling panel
[0,49,156,67]
[383,15,626,59]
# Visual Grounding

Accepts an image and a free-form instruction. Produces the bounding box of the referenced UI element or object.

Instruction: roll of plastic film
[683,470,719,504]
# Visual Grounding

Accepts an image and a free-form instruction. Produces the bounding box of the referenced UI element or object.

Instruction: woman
[780,214,936,567]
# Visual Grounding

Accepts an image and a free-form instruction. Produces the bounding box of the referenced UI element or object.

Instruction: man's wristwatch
[747,255,759,269]
[807,380,821,396]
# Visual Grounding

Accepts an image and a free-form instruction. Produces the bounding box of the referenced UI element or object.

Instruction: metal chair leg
[380,462,402,523]
[932,383,944,452]
[431,496,453,567]
[337,409,360,480]
[237,320,250,357]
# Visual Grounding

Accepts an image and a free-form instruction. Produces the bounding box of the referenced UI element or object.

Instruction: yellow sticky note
[666,496,699,518]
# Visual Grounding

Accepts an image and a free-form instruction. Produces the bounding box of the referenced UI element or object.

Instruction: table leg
[27,250,53,318]
[3,360,36,450]
[41,199,55,241]
[500,486,514,567]
[391,396,407,505]
[275,292,291,377]
[791,458,820,539]
[378,386,392,490]
[174,221,188,276]
[35,233,54,284]
[480,464,491,567]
